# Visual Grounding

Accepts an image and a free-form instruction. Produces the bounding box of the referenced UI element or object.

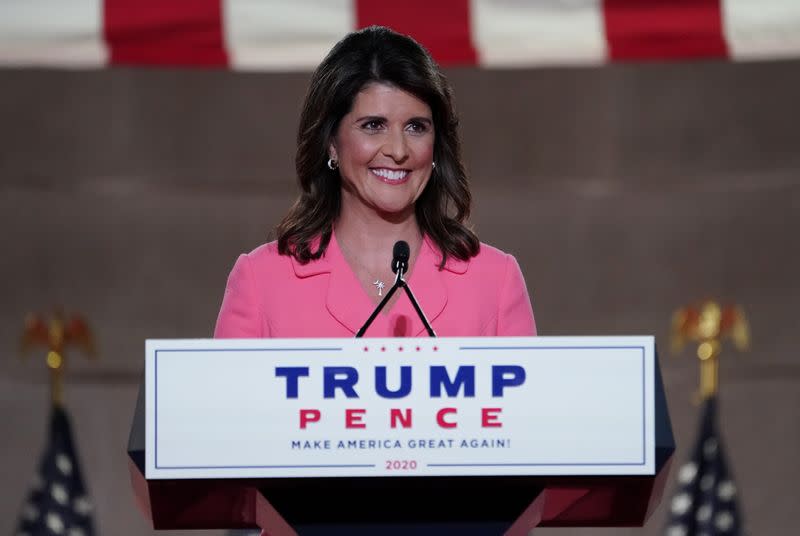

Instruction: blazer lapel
[404,237,467,336]
[292,232,468,337]
[289,234,369,335]
[323,233,377,335]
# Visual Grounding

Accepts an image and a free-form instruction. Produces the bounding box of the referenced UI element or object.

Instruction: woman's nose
[383,128,409,162]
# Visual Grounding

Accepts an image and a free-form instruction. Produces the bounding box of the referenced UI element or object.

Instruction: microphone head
[392,240,410,274]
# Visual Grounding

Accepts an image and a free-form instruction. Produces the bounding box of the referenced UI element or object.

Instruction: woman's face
[330,82,435,219]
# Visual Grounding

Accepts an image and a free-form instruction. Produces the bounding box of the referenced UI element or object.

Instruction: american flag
[14,406,96,536]
[664,396,743,536]
[1,1,800,70]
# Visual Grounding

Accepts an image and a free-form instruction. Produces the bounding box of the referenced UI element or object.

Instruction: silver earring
[327,158,338,170]
[432,161,436,169]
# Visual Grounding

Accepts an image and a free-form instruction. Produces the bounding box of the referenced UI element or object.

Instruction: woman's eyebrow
[354,115,386,123]
[353,115,433,124]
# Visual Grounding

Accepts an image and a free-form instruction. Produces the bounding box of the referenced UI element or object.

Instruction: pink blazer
[214,233,536,339]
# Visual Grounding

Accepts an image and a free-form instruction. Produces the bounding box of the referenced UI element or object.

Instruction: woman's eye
[362,120,384,130]
[407,121,429,134]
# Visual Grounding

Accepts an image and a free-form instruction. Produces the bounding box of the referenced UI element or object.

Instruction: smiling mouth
[371,168,410,183]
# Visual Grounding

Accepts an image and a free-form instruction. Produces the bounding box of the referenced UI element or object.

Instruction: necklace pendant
[374,280,385,296]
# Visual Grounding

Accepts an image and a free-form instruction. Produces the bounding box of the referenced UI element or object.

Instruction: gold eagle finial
[670,300,749,400]
[20,310,95,406]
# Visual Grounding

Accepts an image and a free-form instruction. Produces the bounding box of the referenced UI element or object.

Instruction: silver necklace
[338,240,389,297]
[373,280,386,296]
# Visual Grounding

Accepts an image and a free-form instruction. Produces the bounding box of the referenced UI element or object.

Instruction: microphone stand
[355,265,436,338]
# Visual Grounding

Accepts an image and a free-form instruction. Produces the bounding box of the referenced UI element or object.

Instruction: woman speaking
[215,26,536,339]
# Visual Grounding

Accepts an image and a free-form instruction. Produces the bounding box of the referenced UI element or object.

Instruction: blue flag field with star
[14,406,96,536]
[665,396,742,536]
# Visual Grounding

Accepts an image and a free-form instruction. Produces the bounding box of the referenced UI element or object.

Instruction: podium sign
[145,336,655,480]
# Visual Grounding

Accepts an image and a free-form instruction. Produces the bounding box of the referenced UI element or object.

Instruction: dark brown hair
[277,26,479,266]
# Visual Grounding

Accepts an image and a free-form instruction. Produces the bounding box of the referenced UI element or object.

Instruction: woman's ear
[328,142,338,161]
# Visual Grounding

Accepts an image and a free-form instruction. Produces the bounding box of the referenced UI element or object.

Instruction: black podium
[128,337,674,535]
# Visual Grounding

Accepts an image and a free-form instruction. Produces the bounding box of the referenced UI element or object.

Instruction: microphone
[391,240,410,276]
[356,240,436,338]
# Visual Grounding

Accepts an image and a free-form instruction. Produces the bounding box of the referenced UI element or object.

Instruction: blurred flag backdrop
[0,0,799,70]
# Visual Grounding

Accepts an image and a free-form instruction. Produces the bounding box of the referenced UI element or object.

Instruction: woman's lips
[371,168,410,184]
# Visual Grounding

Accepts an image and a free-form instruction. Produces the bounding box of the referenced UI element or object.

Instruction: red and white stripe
[225,0,353,70]
[723,0,800,60]
[472,0,608,67]
[1,0,799,70]
[0,0,107,67]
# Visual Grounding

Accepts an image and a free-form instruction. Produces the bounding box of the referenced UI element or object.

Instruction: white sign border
[145,336,655,479]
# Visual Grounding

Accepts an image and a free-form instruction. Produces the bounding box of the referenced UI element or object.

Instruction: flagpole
[665,299,749,535]
[15,310,99,536]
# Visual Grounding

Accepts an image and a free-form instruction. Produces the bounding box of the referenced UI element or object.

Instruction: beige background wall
[1,60,798,535]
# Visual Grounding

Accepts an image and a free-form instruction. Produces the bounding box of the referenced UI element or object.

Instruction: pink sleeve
[496,254,537,336]
[213,253,266,338]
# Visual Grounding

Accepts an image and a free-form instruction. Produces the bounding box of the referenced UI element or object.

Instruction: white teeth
[372,169,408,181]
